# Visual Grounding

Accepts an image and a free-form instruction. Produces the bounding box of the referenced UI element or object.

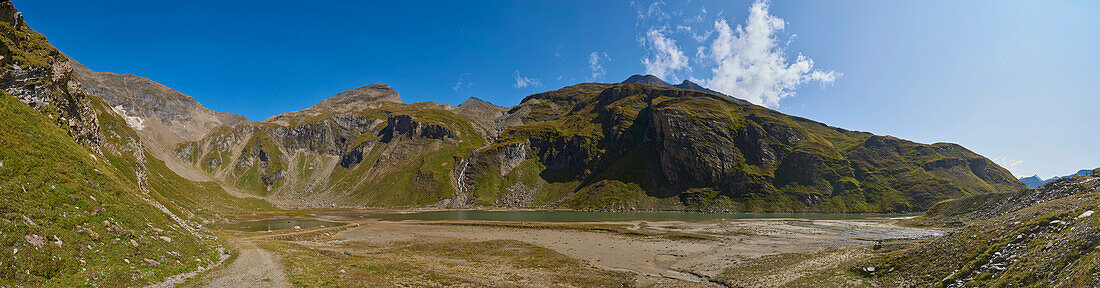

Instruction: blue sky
[15,0,1098,179]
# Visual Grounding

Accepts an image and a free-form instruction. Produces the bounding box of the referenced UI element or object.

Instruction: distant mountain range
[1018,168,1100,188]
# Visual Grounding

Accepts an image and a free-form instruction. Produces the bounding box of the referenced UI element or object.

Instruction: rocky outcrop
[480,76,1024,212]
[270,113,379,155]
[0,0,103,147]
[380,114,453,142]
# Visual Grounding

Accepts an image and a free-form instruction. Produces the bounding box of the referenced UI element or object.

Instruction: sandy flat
[324,217,939,285]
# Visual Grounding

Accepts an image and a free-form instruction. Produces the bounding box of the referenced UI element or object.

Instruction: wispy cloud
[453,73,471,91]
[513,70,542,89]
[698,0,839,107]
[640,28,689,81]
[635,1,670,22]
[588,52,610,80]
[993,156,1030,177]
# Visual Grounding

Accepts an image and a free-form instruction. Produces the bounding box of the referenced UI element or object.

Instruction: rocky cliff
[174,91,486,207]
[165,75,1023,212]
[0,0,102,148]
[458,80,1023,212]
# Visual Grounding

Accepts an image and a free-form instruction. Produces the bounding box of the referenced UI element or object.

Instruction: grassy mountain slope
[171,80,1021,213]
[0,1,276,285]
[0,93,223,286]
[855,174,1100,287]
[464,83,1023,212]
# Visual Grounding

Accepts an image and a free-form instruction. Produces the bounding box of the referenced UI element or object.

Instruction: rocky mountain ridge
[152,74,1025,212]
[69,59,248,149]
[621,74,745,103]
[21,0,1020,213]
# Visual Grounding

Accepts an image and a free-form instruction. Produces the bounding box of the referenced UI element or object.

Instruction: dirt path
[187,239,291,288]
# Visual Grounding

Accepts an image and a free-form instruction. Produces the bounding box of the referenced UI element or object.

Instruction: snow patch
[110,105,145,130]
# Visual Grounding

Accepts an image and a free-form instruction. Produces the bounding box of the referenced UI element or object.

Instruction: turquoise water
[211,218,344,232]
[379,210,915,222]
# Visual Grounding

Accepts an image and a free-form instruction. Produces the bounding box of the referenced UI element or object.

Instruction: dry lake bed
[185,210,941,287]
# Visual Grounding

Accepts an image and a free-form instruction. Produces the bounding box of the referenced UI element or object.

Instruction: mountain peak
[458,97,497,108]
[620,74,748,103]
[621,74,672,87]
[312,83,403,111]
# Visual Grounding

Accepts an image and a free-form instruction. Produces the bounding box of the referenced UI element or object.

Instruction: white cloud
[637,1,670,22]
[698,0,838,107]
[640,28,689,81]
[513,70,542,89]
[588,52,610,80]
[993,156,1031,178]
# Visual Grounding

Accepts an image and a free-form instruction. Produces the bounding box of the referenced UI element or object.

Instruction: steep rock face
[464,80,1023,212]
[381,114,453,141]
[177,95,483,206]
[69,59,247,147]
[163,74,1021,212]
[0,1,102,147]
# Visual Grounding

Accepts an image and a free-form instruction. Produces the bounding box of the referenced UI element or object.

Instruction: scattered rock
[1076,210,1094,219]
[129,239,139,247]
[24,234,44,248]
[21,215,35,226]
[77,225,101,240]
[158,236,172,243]
[143,258,161,267]
[52,235,62,247]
